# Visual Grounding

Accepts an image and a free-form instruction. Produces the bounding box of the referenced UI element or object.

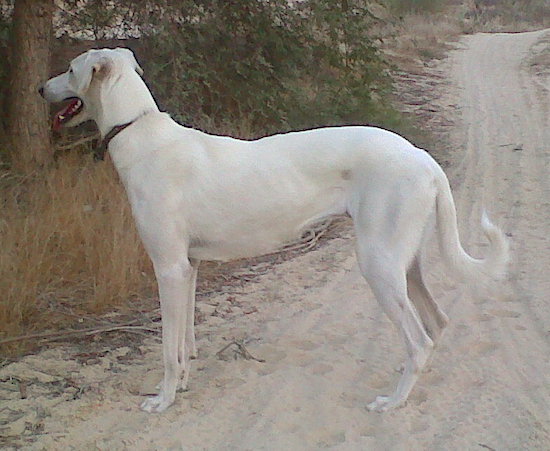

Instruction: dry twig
[0,324,160,346]
[55,133,100,151]
[216,339,265,362]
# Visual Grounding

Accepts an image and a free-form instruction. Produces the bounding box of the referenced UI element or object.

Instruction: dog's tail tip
[480,209,510,280]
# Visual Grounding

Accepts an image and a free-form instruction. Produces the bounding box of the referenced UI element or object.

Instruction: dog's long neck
[95,70,159,138]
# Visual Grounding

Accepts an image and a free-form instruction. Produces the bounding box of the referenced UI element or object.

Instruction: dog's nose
[38,86,44,97]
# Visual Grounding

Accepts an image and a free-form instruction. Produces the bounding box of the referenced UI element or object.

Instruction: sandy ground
[2,30,549,450]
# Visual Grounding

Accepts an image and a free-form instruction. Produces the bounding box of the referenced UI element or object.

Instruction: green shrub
[382,0,447,14]
[137,1,395,136]
[58,0,396,137]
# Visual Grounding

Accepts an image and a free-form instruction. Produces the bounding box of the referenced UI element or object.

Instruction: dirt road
[2,30,549,450]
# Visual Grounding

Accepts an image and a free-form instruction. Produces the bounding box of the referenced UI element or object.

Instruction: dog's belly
[187,190,347,261]
[188,235,292,261]
[187,218,333,261]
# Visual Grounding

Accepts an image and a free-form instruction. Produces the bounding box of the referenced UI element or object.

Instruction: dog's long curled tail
[433,166,510,292]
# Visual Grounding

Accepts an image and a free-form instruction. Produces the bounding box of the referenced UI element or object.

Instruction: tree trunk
[7,0,54,173]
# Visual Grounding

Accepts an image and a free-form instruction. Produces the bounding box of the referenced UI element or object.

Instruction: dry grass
[371,3,464,70]
[0,139,346,357]
[0,150,154,353]
[393,13,463,60]
[461,0,550,33]
[377,0,548,68]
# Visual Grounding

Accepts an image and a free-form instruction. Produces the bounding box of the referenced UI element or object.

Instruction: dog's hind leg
[407,256,449,342]
[352,176,436,412]
[404,183,449,342]
[141,258,193,413]
[357,240,434,412]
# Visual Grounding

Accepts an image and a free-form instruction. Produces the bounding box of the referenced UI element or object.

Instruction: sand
[1,29,549,450]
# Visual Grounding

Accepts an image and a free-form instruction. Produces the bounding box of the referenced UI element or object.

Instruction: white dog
[41,48,509,413]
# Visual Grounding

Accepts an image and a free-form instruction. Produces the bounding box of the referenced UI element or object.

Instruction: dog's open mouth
[53,97,83,131]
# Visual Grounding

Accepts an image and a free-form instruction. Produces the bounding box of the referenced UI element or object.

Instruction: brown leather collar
[94,121,134,161]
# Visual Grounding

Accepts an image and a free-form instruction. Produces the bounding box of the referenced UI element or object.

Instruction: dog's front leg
[184,260,199,361]
[180,259,199,391]
[141,258,193,413]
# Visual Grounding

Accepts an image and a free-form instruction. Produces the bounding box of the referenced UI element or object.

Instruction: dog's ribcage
[114,120,414,262]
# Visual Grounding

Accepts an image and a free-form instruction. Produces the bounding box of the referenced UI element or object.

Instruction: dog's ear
[76,54,112,93]
[92,57,113,80]
[114,48,144,76]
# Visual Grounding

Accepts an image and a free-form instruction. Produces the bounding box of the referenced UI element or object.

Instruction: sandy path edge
[1,30,549,450]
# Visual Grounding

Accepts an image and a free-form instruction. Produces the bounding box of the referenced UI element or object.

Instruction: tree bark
[7,0,54,173]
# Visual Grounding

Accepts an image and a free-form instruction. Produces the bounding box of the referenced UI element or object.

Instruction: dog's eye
[69,68,73,74]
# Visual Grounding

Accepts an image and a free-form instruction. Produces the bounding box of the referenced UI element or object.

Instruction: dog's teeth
[59,115,65,120]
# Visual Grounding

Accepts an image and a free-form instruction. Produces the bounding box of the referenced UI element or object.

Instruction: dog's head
[40,48,143,131]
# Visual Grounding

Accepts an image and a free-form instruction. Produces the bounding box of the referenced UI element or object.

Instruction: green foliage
[58,0,396,137]
[137,0,394,135]
[139,1,308,133]
[382,0,446,15]
[299,1,393,128]
[57,0,136,39]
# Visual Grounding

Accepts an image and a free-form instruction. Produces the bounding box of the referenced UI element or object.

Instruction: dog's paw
[367,395,405,413]
[140,393,174,413]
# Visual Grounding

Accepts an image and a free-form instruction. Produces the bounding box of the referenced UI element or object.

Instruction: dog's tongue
[53,98,80,131]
